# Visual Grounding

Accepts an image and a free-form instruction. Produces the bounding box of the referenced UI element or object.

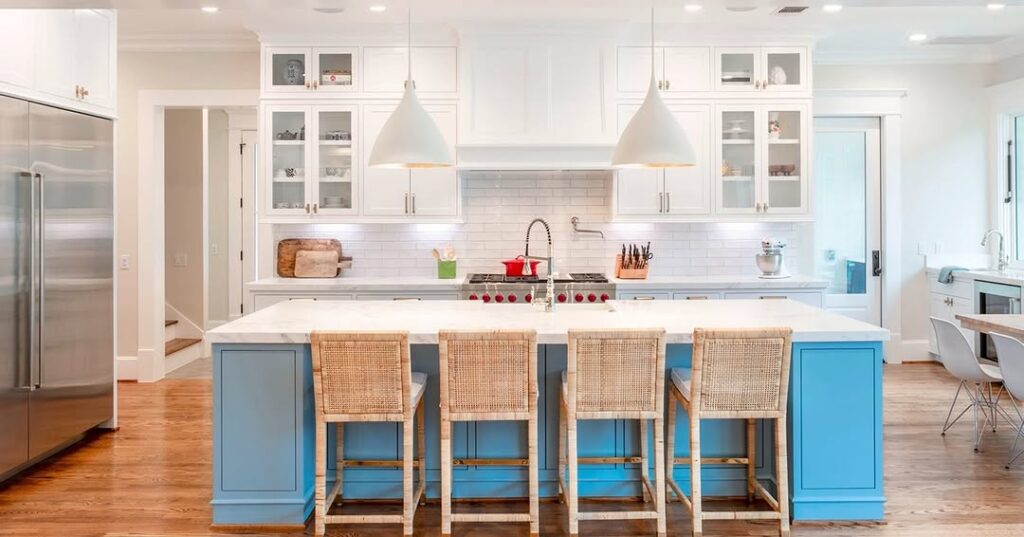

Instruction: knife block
[614,254,649,279]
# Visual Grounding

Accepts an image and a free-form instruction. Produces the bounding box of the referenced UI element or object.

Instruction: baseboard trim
[116,355,137,380]
[901,338,935,362]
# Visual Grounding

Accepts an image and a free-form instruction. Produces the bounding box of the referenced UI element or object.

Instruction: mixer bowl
[756,253,783,275]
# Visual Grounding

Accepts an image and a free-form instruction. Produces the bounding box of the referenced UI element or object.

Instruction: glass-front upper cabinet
[764,106,807,213]
[313,107,357,215]
[717,107,758,213]
[263,47,358,93]
[266,106,310,215]
[715,46,808,93]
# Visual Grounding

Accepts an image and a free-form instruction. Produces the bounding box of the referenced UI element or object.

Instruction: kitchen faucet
[522,218,555,311]
[982,229,1009,271]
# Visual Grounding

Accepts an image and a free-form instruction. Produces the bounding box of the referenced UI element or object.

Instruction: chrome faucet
[522,218,555,311]
[982,230,1009,271]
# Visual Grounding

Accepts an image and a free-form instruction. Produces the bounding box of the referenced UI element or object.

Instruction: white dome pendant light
[611,7,695,168]
[368,4,453,169]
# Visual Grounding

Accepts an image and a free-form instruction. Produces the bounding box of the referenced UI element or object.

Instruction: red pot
[502,256,541,277]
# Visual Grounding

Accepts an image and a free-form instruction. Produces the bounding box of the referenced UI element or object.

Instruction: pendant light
[368,5,453,169]
[611,7,695,168]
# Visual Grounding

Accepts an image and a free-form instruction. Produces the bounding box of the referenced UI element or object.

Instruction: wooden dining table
[956,313,1024,339]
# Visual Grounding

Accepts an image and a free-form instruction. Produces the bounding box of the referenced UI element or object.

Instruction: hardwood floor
[1,363,1023,536]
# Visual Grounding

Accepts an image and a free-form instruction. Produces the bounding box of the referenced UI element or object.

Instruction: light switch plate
[174,253,188,267]
[119,255,129,270]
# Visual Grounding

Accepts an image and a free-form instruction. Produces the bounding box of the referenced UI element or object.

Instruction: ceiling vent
[927,35,1011,46]
[773,6,810,15]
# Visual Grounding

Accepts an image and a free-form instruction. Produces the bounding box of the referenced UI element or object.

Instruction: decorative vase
[769,65,788,86]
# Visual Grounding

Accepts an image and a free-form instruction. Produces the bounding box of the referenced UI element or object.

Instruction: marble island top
[209,299,889,345]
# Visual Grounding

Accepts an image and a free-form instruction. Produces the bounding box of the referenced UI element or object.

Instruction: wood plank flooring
[1,363,1023,536]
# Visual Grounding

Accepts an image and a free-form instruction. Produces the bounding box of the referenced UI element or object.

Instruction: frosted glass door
[716,48,759,91]
[268,108,308,215]
[718,108,757,212]
[313,48,357,92]
[764,107,805,213]
[266,48,311,91]
[763,48,805,91]
[314,108,355,214]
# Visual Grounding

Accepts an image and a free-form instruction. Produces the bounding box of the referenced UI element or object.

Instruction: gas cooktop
[466,273,609,284]
[462,273,614,304]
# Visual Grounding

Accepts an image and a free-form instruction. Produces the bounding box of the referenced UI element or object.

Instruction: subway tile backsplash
[272,171,811,278]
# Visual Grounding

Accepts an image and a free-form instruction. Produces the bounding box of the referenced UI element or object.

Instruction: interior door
[813,117,882,325]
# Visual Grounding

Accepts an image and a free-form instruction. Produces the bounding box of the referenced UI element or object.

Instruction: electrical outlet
[174,253,188,267]
[119,255,129,270]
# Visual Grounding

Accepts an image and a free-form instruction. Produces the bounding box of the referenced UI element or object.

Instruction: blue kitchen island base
[211,341,884,526]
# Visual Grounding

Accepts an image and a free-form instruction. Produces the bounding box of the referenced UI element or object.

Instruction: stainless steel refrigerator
[0,95,114,480]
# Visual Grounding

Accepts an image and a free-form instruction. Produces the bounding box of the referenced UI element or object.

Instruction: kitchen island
[207,299,888,527]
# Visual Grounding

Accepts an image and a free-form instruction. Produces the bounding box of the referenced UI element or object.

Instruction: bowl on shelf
[768,164,796,176]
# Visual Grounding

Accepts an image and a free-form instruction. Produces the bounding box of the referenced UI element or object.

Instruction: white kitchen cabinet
[616,46,711,94]
[926,270,976,355]
[673,292,722,300]
[715,46,808,93]
[262,103,359,217]
[72,9,115,109]
[363,46,457,95]
[617,292,672,301]
[715,103,808,218]
[32,10,115,111]
[362,103,458,218]
[460,39,613,143]
[724,291,823,308]
[0,10,36,89]
[33,10,76,100]
[614,104,711,218]
[263,46,359,93]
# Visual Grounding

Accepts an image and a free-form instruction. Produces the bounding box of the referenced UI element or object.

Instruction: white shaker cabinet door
[409,106,459,216]
[33,10,76,100]
[73,10,114,109]
[661,47,711,93]
[0,10,35,88]
[363,47,457,94]
[663,106,712,215]
[616,47,662,94]
[361,104,412,216]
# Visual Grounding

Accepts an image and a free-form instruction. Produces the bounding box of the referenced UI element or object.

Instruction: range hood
[455,142,617,171]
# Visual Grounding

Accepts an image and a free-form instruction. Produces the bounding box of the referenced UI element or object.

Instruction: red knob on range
[482,293,491,303]
[524,294,533,303]
[600,293,610,302]
[587,293,597,303]
[507,294,517,303]
[469,294,479,301]
[557,293,567,303]
[574,293,584,303]
[495,294,505,303]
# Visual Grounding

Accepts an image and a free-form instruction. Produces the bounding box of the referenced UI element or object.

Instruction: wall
[116,50,259,358]
[815,63,993,357]
[164,109,204,325]
[207,109,230,327]
[269,171,810,279]
[991,53,1024,86]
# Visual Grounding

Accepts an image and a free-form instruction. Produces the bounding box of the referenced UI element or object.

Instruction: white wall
[116,50,259,358]
[815,63,993,358]
[207,109,230,327]
[164,109,204,326]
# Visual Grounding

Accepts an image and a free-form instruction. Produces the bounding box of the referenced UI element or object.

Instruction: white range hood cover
[455,142,616,171]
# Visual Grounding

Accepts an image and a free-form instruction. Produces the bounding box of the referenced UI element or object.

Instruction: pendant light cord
[650,5,655,77]
[407,2,412,83]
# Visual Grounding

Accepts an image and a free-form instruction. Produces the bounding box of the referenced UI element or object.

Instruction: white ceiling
[5,0,1024,62]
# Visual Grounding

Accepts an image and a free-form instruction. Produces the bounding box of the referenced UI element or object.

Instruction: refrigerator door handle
[15,171,34,391]
[30,172,41,390]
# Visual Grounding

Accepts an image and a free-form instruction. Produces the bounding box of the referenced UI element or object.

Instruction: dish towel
[937,266,967,284]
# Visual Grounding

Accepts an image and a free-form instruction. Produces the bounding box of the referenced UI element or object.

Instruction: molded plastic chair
[986,333,1024,468]
[930,317,1008,451]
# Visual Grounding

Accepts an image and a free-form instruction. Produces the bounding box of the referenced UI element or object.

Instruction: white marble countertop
[610,274,828,290]
[208,299,889,345]
[924,268,1024,288]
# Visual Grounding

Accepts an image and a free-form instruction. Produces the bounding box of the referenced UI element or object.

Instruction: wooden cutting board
[294,250,354,278]
[277,239,347,277]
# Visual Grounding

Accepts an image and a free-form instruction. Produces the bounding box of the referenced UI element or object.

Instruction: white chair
[930,317,1008,451]
[985,333,1024,468]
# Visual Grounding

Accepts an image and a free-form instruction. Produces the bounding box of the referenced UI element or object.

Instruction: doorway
[813,117,882,325]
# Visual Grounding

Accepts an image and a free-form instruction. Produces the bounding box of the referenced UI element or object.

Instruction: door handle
[31,173,42,390]
[872,250,882,277]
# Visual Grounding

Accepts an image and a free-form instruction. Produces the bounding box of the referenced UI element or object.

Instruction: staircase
[165,318,202,374]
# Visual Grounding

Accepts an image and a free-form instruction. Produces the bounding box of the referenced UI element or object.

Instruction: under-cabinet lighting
[988,3,1006,10]
[908,33,928,42]
[684,4,703,12]
[201,6,219,13]
[823,4,843,13]
[369,4,387,13]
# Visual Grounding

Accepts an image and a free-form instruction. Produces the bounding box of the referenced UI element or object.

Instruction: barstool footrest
[577,510,659,521]
[451,512,533,523]
[452,457,528,466]
[702,510,783,521]
[325,513,405,524]
[673,457,750,465]
[342,459,421,468]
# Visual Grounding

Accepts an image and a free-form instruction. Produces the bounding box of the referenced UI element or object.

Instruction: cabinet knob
[658,192,664,213]
[404,193,409,214]
[80,86,89,98]
[657,80,663,90]
[313,203,318,214]
[665,79,671,90]
[305,80,311,89]
[305,203,310,214]
[312,80,319,90]
[755,202,762,212]
[411,193,416,214]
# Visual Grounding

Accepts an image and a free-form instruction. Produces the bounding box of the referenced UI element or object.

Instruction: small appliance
[756,238,789,279]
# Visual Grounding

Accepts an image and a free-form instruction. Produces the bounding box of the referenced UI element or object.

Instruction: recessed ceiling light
[822,4,843,13]
[988,3,1006,10]
[200,5,219,13]
[314,7,345,14]
[908,33,928,43]
[369,4,387,13]
[684,4,703,12]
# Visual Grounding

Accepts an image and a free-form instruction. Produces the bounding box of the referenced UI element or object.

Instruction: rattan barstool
[558,329,668,537]
[666,327,793,537]
[438,330,540,537]
[310,331,427,536]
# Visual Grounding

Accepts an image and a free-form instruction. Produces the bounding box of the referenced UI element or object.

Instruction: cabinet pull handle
[666,192,671,212]
[313,203,318,214]
[411,193,416,214]
[763,202,769,212]
[305,80,311,89]
[685,296,709,300]
[633,296,657,301]
[313,80,319,89]
[658,192,664,213]
[665,79,671,90]
[74,85,81,99]
[657,80,663,90]
[755,202,762,212]
[392,297,422,301]
[404,193,409,214]
[759,295,786,300]
[80,86,89,98]
[305,203,310,214]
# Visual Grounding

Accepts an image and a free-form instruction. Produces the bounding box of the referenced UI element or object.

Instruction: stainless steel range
[462,273,614,304]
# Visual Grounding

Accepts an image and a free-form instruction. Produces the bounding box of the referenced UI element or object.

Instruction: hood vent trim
[455,142,616,171]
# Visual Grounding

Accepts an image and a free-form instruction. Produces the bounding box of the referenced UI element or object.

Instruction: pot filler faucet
[522,218,555,312]
[982,230,1009,271]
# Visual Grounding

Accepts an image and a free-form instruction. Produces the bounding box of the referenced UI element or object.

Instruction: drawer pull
[685,296,709,300]
[632,296,657,301]
[392,297,422,301]
[759,295,786,300]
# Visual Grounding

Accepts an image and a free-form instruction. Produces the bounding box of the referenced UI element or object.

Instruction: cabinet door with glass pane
[762,105,807,215]
[714,47,760,92]
[762,47,808,92]
[264,105,311,216]
[312,106,358,215]
[716,105,759,214]
[312,47,358,93]
[264,47,313,92]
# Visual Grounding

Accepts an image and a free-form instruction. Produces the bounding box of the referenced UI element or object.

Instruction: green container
[437,260,457,279]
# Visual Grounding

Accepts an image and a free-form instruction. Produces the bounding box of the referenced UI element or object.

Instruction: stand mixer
[756,238,790,279]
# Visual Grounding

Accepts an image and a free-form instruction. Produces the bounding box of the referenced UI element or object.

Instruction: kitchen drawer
[724,291,823,308]
[926,272,973,300]
[617,292,672,301]
[253,294,352,311]
[355,292,460,301]
[673,292,722,300]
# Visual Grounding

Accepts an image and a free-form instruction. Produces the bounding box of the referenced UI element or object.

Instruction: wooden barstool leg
[690,415,703,537]
[567,414,580,536]
[402,417,415,536]
[654,416,667,537]
[640,418,651,502]
[776,416,791,537]
[314,420,327,536]
[746,418,756,503]
[440,415,453,536]
[416,402,426,505]
[335,423,345,506]
[666,393,677,500]
[528,412,540,537]
[558,400,567,503]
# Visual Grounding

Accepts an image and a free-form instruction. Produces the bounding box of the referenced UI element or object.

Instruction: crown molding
[119,33,259,53]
